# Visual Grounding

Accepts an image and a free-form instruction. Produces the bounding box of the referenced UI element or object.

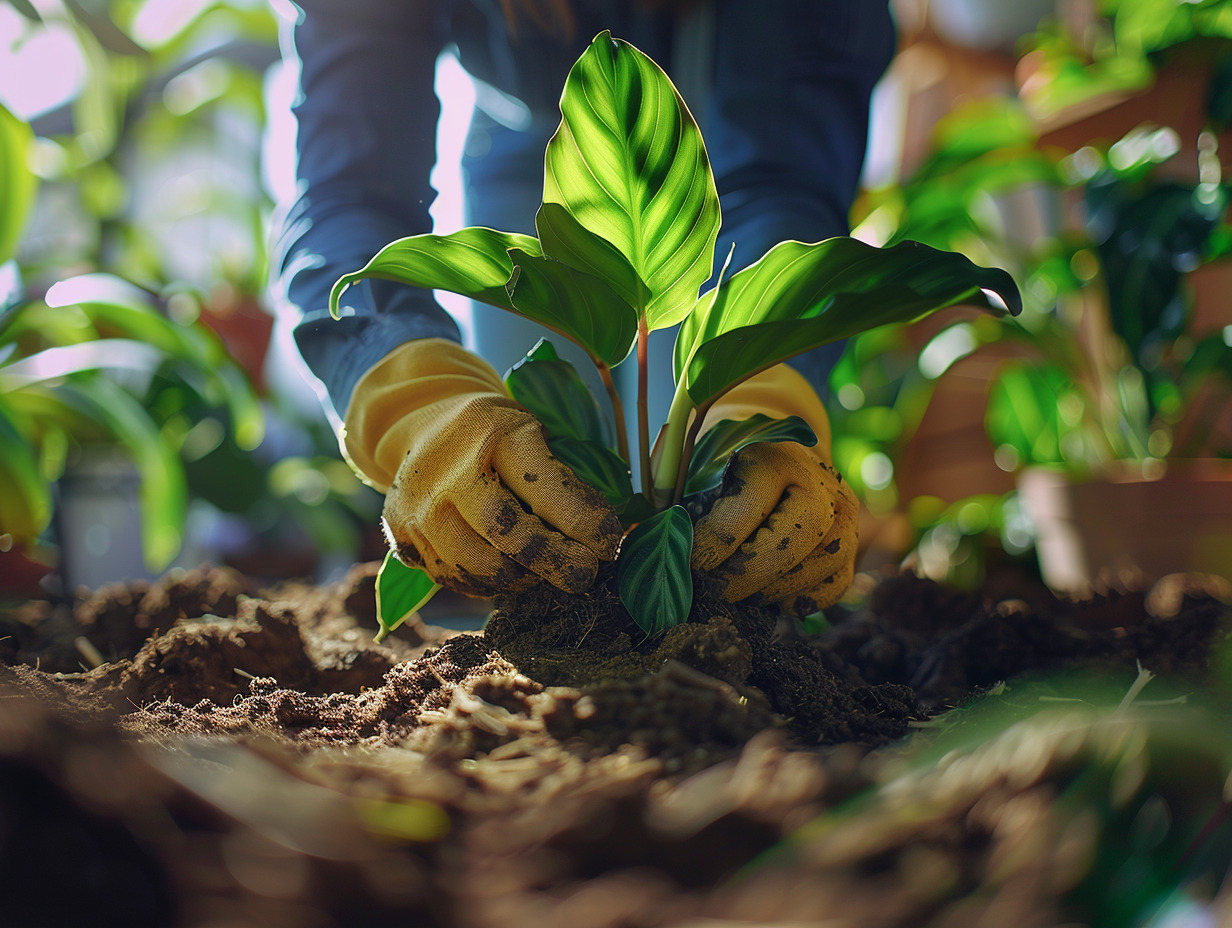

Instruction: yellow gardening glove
[690,364,859,615]
[343,338,623,597]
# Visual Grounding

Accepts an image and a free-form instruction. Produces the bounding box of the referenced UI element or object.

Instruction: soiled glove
[343,338,623,597]
[691,364,859,615]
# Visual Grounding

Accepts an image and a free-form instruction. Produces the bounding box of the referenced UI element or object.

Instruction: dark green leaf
[4,0,42,22]
[615,492,658,527]
[330,228,541,319]
[985,362,1074,468]
[543,31,720,328]
[0,103,36,267]
[616,504,693,635]
[375,551,441,643]
[548,436,634,508]
[677,238,1020,408]
[505,249,638,367]
[505,338,613,446]
[684,414,816,496]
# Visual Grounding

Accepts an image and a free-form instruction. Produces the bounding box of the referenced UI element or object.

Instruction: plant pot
[1018,460,1232,594]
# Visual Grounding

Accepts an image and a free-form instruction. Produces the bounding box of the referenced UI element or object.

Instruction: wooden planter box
[1018,460,1232,594]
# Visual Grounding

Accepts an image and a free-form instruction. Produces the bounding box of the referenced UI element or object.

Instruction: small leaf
[505,339,613,446]
[615,492,659,527]
[4,0,42,22]
[543,31,720,327]
[684,414,817,496]
[330,228,541,319]
[505,249,638,367]
[535,203,650,310]
[375,551,441,643]
[677,238,1021,408]
[548,437,634,508]
[616,504,693,635]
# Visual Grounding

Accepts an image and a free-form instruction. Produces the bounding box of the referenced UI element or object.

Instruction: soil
[2,561,1231,927]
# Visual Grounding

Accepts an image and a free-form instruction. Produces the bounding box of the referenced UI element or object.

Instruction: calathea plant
[329,32,1020,640]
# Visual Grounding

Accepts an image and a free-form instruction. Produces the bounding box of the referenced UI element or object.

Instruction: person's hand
[343,339,623,597]
[690,365,859,615]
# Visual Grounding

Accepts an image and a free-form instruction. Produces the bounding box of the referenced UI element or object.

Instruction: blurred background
[1,0,1230,599]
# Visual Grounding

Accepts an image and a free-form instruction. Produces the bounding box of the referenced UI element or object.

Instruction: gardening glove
[691,364,859,615]
[343,338,623,597]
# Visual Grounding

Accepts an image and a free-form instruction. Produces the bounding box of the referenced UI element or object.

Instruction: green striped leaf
[330,228,541,319]
[676,238,1021,408]
[543,31,720,329]
[616,504,693,635]
[504,339,613,446]
[505,249,638,367]
[375,551,441,644]
[684,415,817,496]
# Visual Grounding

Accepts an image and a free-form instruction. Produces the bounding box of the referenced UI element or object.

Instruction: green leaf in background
[504,249,638,367]
[616,504,693,635]
[504,339,613,446]
[684,415,817,496]
[985,361,1092,468]
[60,377,187,571]
[677,238,1021,408]
[0,103,37,266]
[329,228,542,319]
[543,31,720,328]
[1086,177,1227,362]
[547,436,634,509]
[0,398,53,548]
[375,551,441,644]
[3,0,42,22]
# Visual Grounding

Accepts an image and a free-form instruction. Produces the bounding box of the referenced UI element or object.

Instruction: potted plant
[325,32,1021,638]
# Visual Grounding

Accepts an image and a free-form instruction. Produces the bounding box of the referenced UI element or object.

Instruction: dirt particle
[825,538,841,554]
[524,472,539,482]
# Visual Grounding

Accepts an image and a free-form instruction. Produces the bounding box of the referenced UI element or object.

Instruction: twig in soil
[1115,663,1156,716]
[74,636,106,669]
[233,667,258,681]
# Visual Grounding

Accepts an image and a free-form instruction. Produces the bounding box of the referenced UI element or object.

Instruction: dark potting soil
[1,561,1230,927]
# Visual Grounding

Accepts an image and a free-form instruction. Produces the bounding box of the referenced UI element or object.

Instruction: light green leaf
[504,339,613,446]
[375,551,441,644]
[677,238,1021,408]
[616,504,693,635]
[547,436,634,508]
[330,228,542,319]
[0,103,37,266]
[0,398,52,547]
[543,31,720,328]
[684,414,817,496]
[504,249,638,367]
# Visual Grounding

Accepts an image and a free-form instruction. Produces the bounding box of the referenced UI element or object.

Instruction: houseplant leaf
[684,414,817,496]
[543,31,720,328]
[616,504,693,634]
[677,238,1021,408]
[375,551,440,644]
[0,103,37,266]
[329,228,541,319]
[535,203,650,311]
[546,437,634,509]
[504,339,613,446]
[0,398,52,547]
[504,249,638,367]
[59,377,187,571]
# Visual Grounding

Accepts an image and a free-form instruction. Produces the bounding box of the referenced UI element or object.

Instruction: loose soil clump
[1,561,1230,927]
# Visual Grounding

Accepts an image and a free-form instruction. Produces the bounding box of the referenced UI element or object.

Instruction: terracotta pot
[1018,460,1232,594]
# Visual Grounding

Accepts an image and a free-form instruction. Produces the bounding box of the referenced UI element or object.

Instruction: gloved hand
[343,338,623,597]
[690,364,859,615]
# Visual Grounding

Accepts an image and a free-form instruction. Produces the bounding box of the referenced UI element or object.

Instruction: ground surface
[2,562,1232,927]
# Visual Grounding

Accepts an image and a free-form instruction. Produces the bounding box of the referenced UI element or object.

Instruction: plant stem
[653,378,696,502]
[637,318,652,497]
[597,361,630,465]
[671,398,711,505]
